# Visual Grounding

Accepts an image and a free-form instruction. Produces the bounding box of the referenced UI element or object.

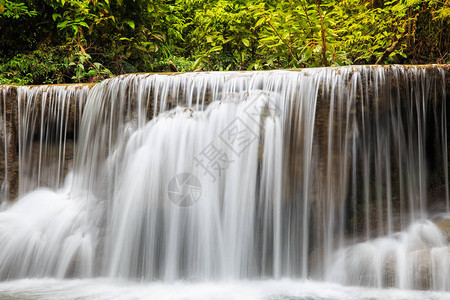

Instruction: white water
[328,219,450,290]
[17,85,88,196]
[0,278,449,300]
[0,66,448,296]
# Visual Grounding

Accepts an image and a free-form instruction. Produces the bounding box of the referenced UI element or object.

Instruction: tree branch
[315,1,329,66]
[266,18,299,62]
[375,33,409,64]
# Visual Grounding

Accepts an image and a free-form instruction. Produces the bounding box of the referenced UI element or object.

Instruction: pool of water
[0,279,448,300]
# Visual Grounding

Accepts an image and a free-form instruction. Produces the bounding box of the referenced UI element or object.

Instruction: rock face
[435,219,450,242]
[0,86,19,201]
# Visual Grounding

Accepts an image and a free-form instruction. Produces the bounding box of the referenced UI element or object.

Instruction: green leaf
[86,69,98,76]
[255,17,266,27]
[192,57,203,69]
[57,21,68,29]
[242,38,250,47]
[78,22,89,28]
[52,13,61,21]
[208,45,223,53]
[124,20,135,29]
[134,45,148,52]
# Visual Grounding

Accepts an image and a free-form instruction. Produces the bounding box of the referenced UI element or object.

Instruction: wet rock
[434,219,450,243]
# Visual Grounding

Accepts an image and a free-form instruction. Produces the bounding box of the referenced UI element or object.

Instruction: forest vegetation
[0,0,449,84]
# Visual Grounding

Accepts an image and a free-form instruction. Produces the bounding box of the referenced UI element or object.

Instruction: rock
[434,219,450,243]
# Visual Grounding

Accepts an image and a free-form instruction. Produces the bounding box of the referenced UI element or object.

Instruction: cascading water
[0,66,448,299]
[0,84,88,203]
[17,85,88,195]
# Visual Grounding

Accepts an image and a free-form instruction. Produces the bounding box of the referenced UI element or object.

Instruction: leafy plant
[0,0,448,85]
[0,0,36,18]
[65,51,112,82]
[0,49,65,85]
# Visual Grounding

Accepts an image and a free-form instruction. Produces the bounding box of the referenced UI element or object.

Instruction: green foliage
[0,47,113,85]
[64,51,113,82]
[0,0,36,18]
[0,49,65,85]
[0,0,448,84]
[153,56,197,72]
[173,0,262,70]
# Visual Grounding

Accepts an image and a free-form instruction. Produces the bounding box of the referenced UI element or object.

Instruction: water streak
[0,66,448,291]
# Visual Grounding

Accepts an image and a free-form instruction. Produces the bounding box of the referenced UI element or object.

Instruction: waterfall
[16,85,88,196]
[0,66,448,291]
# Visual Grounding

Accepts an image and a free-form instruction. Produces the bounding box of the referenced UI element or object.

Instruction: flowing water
[0,66,448,298]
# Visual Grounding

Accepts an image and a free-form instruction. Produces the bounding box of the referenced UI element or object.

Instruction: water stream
[0,66,448,298]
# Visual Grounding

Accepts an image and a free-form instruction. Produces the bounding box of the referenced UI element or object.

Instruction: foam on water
[0,279,449,300]
[328,219,450,290]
